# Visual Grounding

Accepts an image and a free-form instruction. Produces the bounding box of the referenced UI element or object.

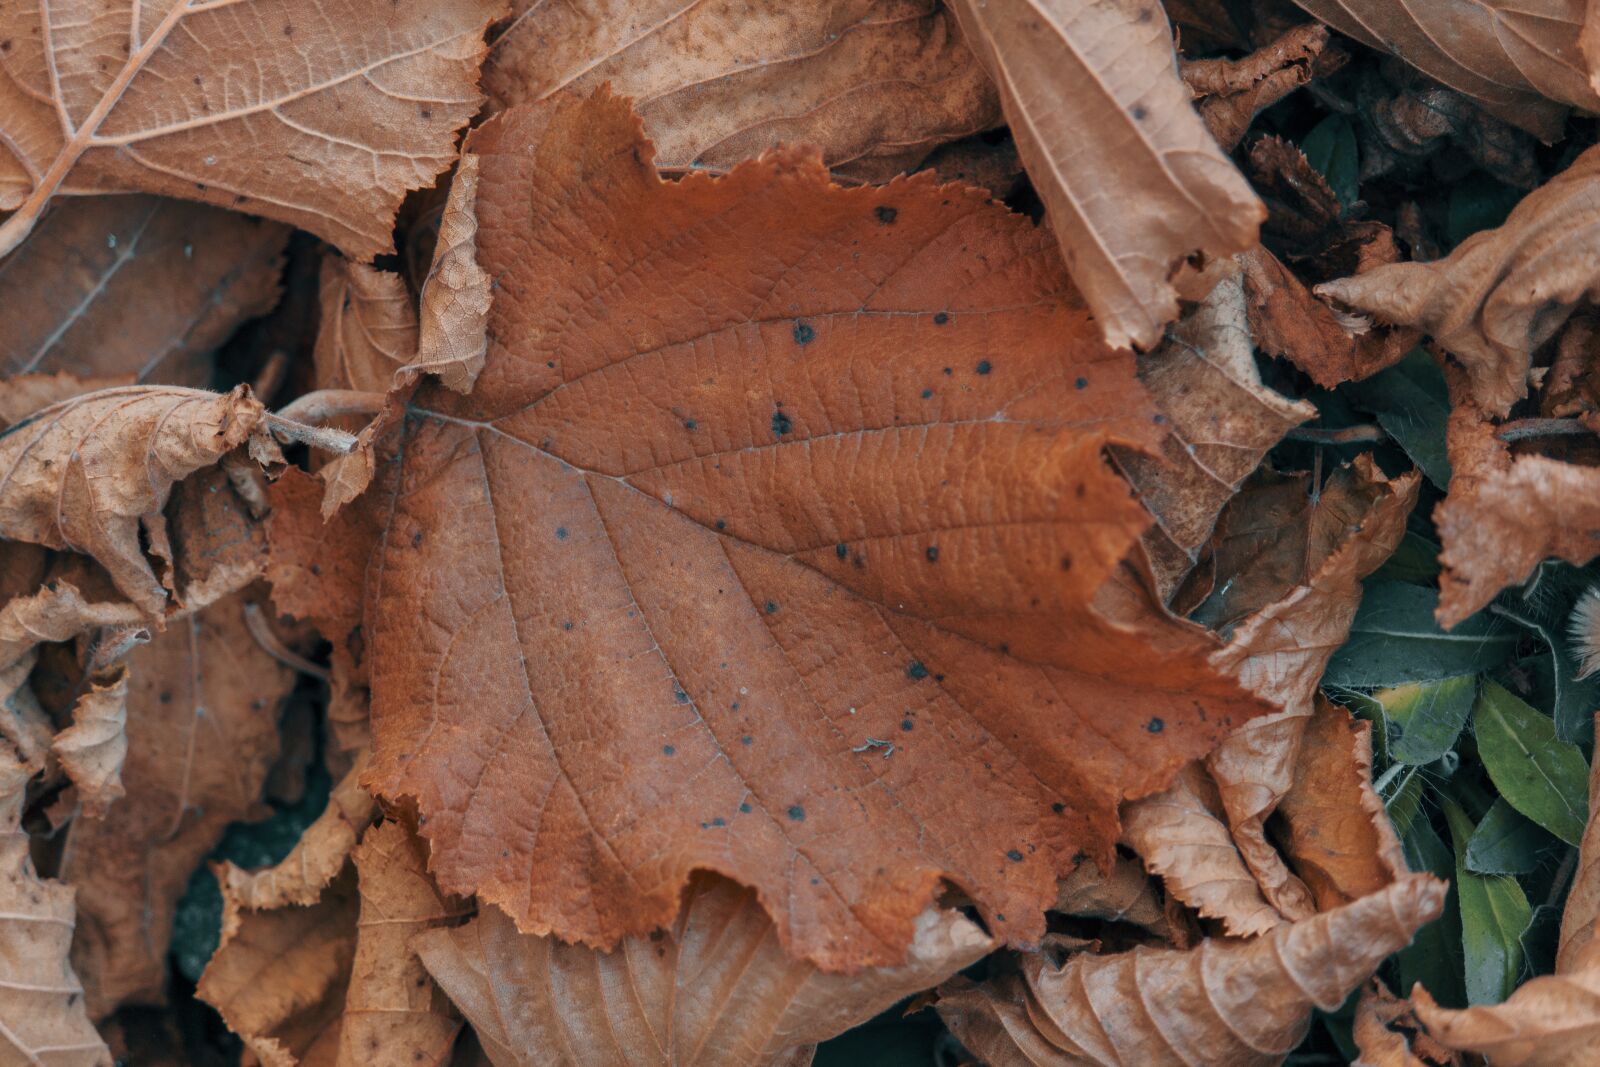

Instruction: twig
[243,602,330,682]
[1284,424,1387,445]
[1497,417,1595,443]
[263,413,359,454]
[275,388,387,424]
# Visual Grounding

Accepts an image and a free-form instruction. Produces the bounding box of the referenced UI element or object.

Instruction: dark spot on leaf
[1147,717,1165,734]
[740,802,753,813]
[787,805,806,821]
[792,321,815,345]
[663,745,675,756]
[1075,376,1089,389]
[1060,554,1073,571]
[942,366,953,375]
[1131,104,1148,120]
[715,519,727,530]
[740,734,752,745]
[771,409,793,436]
[674,689,690,704]
[684,419,697,430]
[411,531,424,548]
[1052,802,1066,814]
[309,563,322,576]
[933,312,949,325]
[711,817,726,827]
[907,660,929,680]
[562,621,573,631]
[901,719,914,732]
[282,23,293,35]
[765,600,779,614]
[925,545,939,563]
[1007,849,1023,862]
[420,107,432,119]
[976,360,992,375]
[835,543,848,560]
[1153,413,1167,424]
[555,526,569,540]
[921,388,933,399]
[875,205,898,224]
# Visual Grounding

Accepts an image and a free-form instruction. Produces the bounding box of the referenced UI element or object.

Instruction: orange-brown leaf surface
[59,592,294,1018]
[346,89,1276,971]
[0,384,266,615]
[0,0,505,260]
[0,196,286,385]
[481,0,1000,183]
[1320,145,1600,417]
[937,873,1446,1067]
[338,820,469,1067]
[0,750,111,1066]
[1288,0,1598,139]
[416,874,993,1066]
[947,0,1266,350]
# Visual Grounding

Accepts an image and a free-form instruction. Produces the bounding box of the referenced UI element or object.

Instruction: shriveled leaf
[1324,582,1518,687]
[1289,0,1596,138]
[1474,681,1589,847]
[0,385,266,615]
[198,865,358,1067]
[411,154,489,395]
[1378,676,1478,766]
[349,90,1274,969]
[1119,763,1282,936]
[338,820,468,1066]
[315,261,417,395]
[1353,980,1460,1067]
[948,0,1265,350]
[0,0,505,260]
[0,196,287,385]
[416,874,993,1067]
[1275,698,1408,912]
[60,592,293,1018]
[1182,23,1333,152]
[1108,260,1314,598]
[0,751,111,1067]
[1465,799,1556,876]
[1321,145,1600,417]
[481,0,1000,183]
[937,873,1447,1066]
[52,663,129,818]
[1052,855,1167,936]
[1442,796,1533,1006]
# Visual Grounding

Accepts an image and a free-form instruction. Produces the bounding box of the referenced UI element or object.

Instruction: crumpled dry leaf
[937,873,1447,1066]
[51,663,130,818]
[59,592,294,1018]
[948,0,1266,350]
[1320,144,1600,416]
[0,196,287,385]
[1120,763,1282,936]
[1289,0,1598,139]
[198,865,358,1067]
[1052,855,1168,937]
[338,820,469,1067]
[1434,365,1600,626]
[1275,696,1409,911]
[1354,980,1460,1066]
[315,262,417,396]
[1203,459,1419,918]
[482,0,1000,183]
[410,154,490,395]
[1109,260,1315,599]
[1407,712,1600,1065]
[1182,23,1335,151]
[0,749,111,1067]
[221,750,377,912]
[344,89,1275,970]
[0,0,506,260]
[0,385,266,615]
[416,874,994,1067]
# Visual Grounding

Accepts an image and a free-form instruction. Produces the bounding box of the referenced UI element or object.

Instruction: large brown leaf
[415,874,993,1066]
[339,89,1276,971]
[1288,0,1597,139]
[937,873,1446,1067]
[0,0,504,260]
[947,0,1266,350]
[59,591,294,1018]
[0,196,286,385]
[0,384,264,615]
[481,0,1000,183]
[1320,144,1600,417]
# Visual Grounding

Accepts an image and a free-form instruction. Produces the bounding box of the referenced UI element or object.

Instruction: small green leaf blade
[1397,811,1465,1007]
[1324,582,1518,687]
[1443,797,1532,1005]
[1474,682,1590,846]
[1465,799,1557,875]
[1379,675,1476,765]
[1301,114,1359,208]
[1346,350,1451,488]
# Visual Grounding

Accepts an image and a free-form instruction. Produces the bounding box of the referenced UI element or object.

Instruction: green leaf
[1378,675,1476,765]
[1443,797,1532,1005]
[1384,763,1425,839]
[1301,115,1359,208]
[1474,682,1590,846]
[1465,799,1557,875]
[1345,350,1451,488]
[1447,173,1523,247]
[1398,811,1465,1008]
[1324,582,1518,687]
[1370,530,1442,585]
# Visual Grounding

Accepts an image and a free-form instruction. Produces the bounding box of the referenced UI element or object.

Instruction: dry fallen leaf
[1354,980,1460,1067]
[0,0,506,261]
[338,820,469,1066]
[0,196,287,385]
[0,385,266,615]
[947,0,1266,350]
[340,89,1276,971]
[416,873,993,1066]
[1052,854,1169,937]
[59,592,294,1018]
[481,0,1000,183]
[1183,23,1335,151]
[937,872,1446,1066]
[1289,0,1598,139]
[0,748,111,1067]
[1320,144,1600,416]
[51,663,130,819]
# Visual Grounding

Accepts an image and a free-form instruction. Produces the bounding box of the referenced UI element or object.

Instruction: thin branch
[263,413,359,454]
[1284,424,1387,445]
[243,603,329,682]
[1497,417,1595,443]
